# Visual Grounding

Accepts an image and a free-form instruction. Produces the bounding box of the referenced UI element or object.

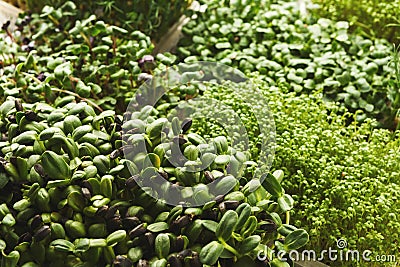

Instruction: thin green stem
[220,239,240,258]
[51,88,103,112]
[286,211,290,224]
[21,72,103,112]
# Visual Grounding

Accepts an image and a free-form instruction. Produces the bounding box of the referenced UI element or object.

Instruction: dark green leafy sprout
[1,10,305,265]
[0,94,304,266]
[7,0,192,42]
[177,0,400,129]
[0,2,179,113]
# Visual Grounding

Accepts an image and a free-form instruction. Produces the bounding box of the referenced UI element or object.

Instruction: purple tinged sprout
[1,21,10,31]
[89,36,95,46]
[22,37,30,45]
[37,72,45,82]
[24,15,32,24]
[138,55,156,72]
[138,73,152,81]
[138,55,155,66]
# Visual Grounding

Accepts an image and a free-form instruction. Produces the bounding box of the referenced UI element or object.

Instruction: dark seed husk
[259,219,277,233]
[110,149,121,160]
[2,20,10,30]
[116,124,122,132]
[18,232,32,244]
[173,135,187,146]
[34,225,51,241]
[137,259,150,267]
[96,205,109,217]
[258,211,268,220]
[15,99,23,112]
[177,249,193,260]
[7,115,16,123]
[122,217,141,230]
[107,216,122,232]
[214,195,224,204]
[9,156,17,166]
[25,111,39,121]
[158,171,168,180]
[181,119,192,133]
[125,175,139,189]
[169,221,180,235]
[204,171,214,183]
[168,255,183,267]
[222,200,240,210]
[175,215,191,228]
[123,112,132,121]
[189,252,202,267]
[172,235,185,252]
[120,145,135,155]
[113,255,133,267]
[81,188,92,199]
[129,224,147,239]
[105,205,119,220]
[30,214,43,231]
[201,210,218,221]
[126,128,141,135]
[81,180,93,192]
[145,232,155,248]
[34,164,45,177]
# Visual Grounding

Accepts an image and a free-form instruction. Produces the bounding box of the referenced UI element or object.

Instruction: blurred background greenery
[3,0,400,44]
[2,0,192,42]
[310,0,400,44]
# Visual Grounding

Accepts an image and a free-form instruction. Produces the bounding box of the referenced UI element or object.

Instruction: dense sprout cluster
[177,0,400,129]
[0,93,306,266]
[261,78,400,264]
[1,0,400,266]
[0,2,158,112]
[0,1,309,266]
[197,75,400,266]
[2,0,192,42]
[175,3,400,264]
